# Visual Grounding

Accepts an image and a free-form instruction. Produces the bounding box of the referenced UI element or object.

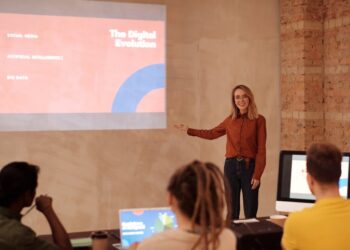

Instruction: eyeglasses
[234,95,249,101]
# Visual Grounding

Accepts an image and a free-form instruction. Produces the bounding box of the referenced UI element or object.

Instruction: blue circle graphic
[112,64,165,112]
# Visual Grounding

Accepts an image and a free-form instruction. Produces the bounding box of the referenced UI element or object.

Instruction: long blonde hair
[167,160,231,250]
[231,84,259,119]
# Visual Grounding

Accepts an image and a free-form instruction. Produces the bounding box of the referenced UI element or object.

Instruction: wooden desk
[39,229,120,250]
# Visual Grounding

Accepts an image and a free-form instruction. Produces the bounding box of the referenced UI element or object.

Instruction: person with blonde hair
[129,160,236,250]
[175,84,267,219]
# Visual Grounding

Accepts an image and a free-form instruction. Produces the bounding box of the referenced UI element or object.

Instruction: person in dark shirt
[0,161,72,250]
[175,84,266,219]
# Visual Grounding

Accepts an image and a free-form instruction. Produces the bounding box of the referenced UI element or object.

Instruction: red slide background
[0,13,165,113]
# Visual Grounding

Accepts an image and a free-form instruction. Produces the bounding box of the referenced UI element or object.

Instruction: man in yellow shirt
[282,143,350,250]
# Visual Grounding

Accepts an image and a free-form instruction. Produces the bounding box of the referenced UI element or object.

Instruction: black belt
[234,157,252,168]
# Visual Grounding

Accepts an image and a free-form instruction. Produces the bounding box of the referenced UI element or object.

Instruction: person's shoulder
[343,200,350,213]
[214,228,237,250]
[137,230,185,250]
[224,114,233,121]
[0,216,58,250]
[257,114,266,121]
[138,229,207,250]
[220,228,236,243]
[220,228,236,238]
[254,114,266,127]
[285,210,302,223]
[335,199,350,216]
[0,217,35,240]
[0,220,35,248]
[14,223,42,245]
[341,198,350,205]
[285,206,316,225]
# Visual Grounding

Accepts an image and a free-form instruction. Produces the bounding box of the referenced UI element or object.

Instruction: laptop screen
[119,207,178,248]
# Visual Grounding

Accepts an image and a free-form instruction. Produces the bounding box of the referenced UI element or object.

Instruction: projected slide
[0,0,166,131]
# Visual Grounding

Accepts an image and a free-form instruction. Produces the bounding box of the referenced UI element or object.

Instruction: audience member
[0,162,72,250]
[129,160,236,250]
[282,143,350,250]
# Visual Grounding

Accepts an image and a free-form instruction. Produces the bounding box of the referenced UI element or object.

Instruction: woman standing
[175,85,266,219]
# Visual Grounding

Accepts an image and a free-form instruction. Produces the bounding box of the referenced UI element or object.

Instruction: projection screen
[0,0,166,131]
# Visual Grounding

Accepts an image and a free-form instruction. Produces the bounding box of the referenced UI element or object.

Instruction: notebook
[118,207,178,248]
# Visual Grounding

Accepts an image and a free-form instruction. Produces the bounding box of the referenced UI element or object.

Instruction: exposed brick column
[323,0,350,150]
[280,0,325,150]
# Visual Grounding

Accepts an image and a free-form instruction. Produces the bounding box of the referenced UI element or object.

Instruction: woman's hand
[251,178,260,190]
[174,124,188,132]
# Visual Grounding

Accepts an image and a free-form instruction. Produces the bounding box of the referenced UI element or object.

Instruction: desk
[39,218,286,250]
[39,229,120,250]
[231,218,285,250]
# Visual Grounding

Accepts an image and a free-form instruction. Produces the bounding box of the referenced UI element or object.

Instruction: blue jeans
[224,158,259,219]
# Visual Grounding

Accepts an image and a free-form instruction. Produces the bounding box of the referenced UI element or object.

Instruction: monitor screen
[276,150,350,213]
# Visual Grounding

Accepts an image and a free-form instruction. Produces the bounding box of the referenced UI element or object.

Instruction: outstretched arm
[36,195,73,250]
[174,117,229,140]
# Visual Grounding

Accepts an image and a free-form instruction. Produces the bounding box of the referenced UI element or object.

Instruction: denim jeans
[224,157,259,219]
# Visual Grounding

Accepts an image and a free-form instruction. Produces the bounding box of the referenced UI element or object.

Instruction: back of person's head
[0,162,39,207]
[307,143,342,184]
[167,160,231,249]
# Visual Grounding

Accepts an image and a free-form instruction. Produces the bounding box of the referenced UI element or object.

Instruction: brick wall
[280,0,350,151]
[324,0,350,150]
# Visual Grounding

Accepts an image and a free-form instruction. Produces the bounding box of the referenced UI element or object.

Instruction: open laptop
[117,207,178,249]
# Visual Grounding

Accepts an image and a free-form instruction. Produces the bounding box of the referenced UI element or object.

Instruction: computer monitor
[276,150,350,213]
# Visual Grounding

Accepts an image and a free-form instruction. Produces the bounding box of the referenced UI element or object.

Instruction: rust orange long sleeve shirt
[187,114,267,180]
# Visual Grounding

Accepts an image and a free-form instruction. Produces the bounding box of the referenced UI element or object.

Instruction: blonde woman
[129,160,236,250]
[175,85,266,219]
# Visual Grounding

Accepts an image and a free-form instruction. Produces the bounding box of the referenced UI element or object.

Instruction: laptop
[117,207,178,249]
